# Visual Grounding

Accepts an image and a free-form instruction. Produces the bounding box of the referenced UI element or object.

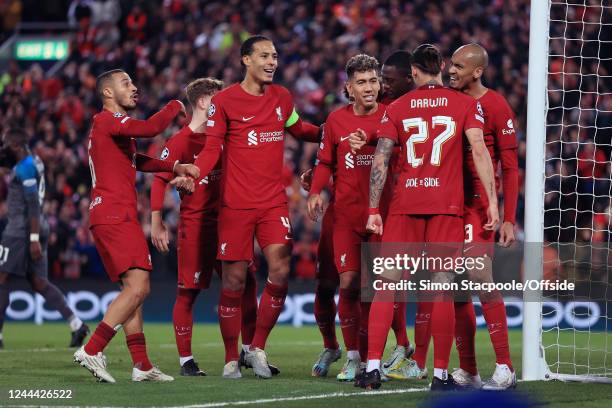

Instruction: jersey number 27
[402,116,456,168]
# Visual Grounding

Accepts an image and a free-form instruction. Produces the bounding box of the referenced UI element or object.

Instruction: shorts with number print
[463,204,494,257]
[0,234,48,278]
[217,205,292,261]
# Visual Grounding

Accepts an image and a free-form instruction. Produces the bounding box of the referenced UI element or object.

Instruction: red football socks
[367,299,394,361]
[241,270,258,346]
[126,332,153,371]
[482,299,513,371]
[359,301,371,361]
[172,288,199,358]
[392,302,410,348]
[315,285,339,350]
[250,282,288,350]
[454,300,478,375]
[338,288,360,352]
[84,321,116,355]
[431,299,455,370]
[219,288,242,362]
[412,301,433,369]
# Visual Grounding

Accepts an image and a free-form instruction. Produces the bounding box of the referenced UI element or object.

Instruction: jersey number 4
[402,116,456,167]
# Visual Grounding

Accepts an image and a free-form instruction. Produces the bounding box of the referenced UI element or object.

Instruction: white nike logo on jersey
[193,154,198,160]
[242,116,255,121]
[340,136,351,141]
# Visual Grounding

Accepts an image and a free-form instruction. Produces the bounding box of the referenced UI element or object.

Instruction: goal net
[523,0,611,383]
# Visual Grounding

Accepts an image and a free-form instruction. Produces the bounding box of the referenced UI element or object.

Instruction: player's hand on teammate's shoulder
[174,100,187,117]
[307,193,323,221]
[366,214,384,235]
[300,168,313,191]
[484,202,500,231]
[498,221,516,247]
[348,128,367,153]
[173,163,200,179]
[30,241,43,262]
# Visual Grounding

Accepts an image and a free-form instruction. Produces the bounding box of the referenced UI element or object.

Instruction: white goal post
[523,0,611,383]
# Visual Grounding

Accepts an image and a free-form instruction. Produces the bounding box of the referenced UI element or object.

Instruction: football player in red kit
[308,54,392,381]
[359,44,499,391]
[447,43,519,390]
[193,35,320,379]
[151,77,223,376]
[300,138,343,378]
[74,69,199,383]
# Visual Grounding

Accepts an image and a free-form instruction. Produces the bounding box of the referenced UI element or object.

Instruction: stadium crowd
[0,0,608,281]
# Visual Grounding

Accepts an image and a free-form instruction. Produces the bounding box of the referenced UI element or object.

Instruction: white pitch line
[2,387,429,408]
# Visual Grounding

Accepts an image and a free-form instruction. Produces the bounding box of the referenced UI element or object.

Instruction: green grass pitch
[0,323,610,407]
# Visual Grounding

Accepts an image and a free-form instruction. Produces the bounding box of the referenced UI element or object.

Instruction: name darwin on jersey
[410,97,449,108]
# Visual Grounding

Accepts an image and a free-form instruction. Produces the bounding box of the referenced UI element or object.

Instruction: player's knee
[125,280,150,302]
[30,277,48,293]
[267,254,290,281]
[222,272,246,292]
[317,279,338,296]
[339,271,359,291]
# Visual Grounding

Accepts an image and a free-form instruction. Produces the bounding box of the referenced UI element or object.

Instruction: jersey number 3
[402,116,456,168]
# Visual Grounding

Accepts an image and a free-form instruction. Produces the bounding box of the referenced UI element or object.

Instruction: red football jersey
[205,83,296,209]
[464,89,518,207]
[378,84,484,216]
[157,126,222,219]
[88,101,181,225]
[313,104,392,230]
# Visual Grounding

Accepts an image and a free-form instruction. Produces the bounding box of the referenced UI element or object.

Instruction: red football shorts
[333,224,371,273]
[463,204,495,257]
[177,217,220,289]
[217,205,292,261]
[382,214,463,272]
[91,221,152,283]
[316,204,339,283]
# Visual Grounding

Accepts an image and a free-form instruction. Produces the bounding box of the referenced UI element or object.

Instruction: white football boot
[73,346,116,383]
[482,364,517,390]
[131,366,174,382]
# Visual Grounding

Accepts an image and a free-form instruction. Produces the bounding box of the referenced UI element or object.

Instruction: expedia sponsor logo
[502,119,515,135]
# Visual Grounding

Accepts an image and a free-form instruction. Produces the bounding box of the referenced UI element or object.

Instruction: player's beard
[120,96,137,111]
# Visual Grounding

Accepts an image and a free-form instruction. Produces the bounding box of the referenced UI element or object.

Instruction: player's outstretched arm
[287,116,321,143]
[366,137,393,235]
[193,135,222,185]
[113,100,185,138]
[466,127,499,230]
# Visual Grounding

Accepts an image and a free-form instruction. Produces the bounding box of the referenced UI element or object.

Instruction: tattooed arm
[366,137,395,235]
[369,137,394,208]
[465,127,499,230]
